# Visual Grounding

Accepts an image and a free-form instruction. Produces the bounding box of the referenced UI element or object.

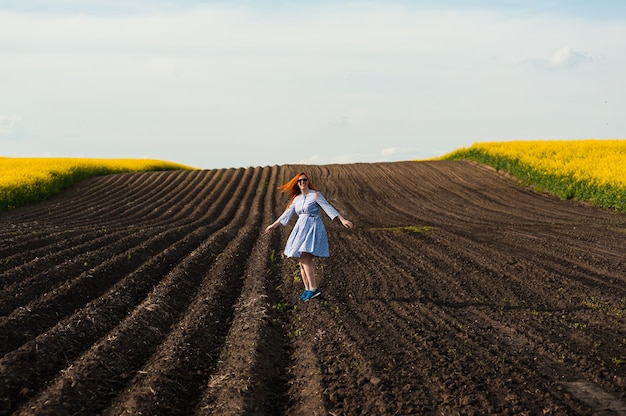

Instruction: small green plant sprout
[582,296,625,317]
[292,264,302,283]
[499,297,510,311]
[610,357,625,365]
[271,302,288,313]
[369,225,436,233]
[582,296,605,311]
[268,249,281,275]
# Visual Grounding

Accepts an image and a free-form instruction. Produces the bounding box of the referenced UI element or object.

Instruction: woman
[265,172,353,301]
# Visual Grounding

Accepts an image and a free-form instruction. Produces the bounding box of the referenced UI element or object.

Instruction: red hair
[279,172,318,208]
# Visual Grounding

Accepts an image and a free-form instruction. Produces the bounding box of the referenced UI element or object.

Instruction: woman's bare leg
[299,252,317,290]
[299,260,311,291]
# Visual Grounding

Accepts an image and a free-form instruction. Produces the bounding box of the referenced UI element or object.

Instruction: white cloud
[522,46,594,70]
[381,147,398,156]
[548,47,591,69]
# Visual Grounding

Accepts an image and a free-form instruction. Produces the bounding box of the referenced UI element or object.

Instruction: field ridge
[1,161,625,415]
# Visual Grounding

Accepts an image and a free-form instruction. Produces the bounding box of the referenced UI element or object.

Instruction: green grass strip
[443,148,626,213]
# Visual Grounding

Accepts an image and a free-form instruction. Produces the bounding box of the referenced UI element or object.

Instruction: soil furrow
[284,291,400,415]
[76,170,209,227]
[103,168,271,415]
[105,224,260,415]
[0,227,185,353]
[414,303,597,414]
[273,261,328,416]
[0,229,148,309]
[194,165,294,415]
[0,171,219,277]
[43,170,193,225]
[11,167,262,415]
[0,228,87,267]
[1,161,626,415]
[0,222,233,412]
[0,168,252,350]
[13,242,217,416]
[17,170,184,226]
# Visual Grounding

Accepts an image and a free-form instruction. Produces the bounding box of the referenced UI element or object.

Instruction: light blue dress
[277,191,340,258]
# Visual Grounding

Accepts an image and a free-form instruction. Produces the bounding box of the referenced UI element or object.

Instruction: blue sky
[1,1,625,168]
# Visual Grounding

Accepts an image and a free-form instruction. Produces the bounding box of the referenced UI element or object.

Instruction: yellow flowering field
[0,157,195,211]
[442,140,626,212]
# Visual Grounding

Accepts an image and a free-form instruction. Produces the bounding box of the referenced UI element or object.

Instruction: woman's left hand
[340,217,354,229]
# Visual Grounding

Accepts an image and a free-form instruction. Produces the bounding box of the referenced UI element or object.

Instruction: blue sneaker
[304,289,321,301]
[299,290,311,301]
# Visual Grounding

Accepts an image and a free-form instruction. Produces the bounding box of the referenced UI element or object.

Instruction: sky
[1,1,625,169]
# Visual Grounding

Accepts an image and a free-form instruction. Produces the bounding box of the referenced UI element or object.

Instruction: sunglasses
[298,178,308,183]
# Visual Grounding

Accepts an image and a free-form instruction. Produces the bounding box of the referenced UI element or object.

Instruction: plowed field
[1,161,625,415]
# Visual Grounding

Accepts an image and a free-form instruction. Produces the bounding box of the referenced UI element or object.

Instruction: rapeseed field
[443,140,626,212]
[0,157,195,211]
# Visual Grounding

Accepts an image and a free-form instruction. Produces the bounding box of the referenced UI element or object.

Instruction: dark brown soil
[1,160,625,415]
